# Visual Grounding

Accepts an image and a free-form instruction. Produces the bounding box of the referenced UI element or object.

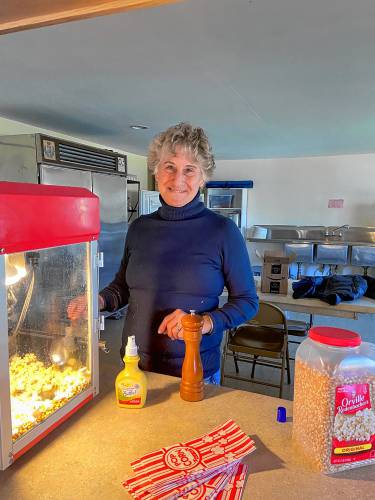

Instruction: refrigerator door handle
[96,252,104,268]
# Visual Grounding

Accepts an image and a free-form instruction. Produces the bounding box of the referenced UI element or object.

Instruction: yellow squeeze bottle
[115,336,147,408]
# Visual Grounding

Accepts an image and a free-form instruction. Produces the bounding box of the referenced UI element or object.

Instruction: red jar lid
[309,326,361,347]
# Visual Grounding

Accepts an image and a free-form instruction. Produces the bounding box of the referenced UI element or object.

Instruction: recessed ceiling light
[130,125,149,130]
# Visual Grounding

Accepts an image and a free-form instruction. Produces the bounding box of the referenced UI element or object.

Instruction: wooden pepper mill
[180,310,204,402]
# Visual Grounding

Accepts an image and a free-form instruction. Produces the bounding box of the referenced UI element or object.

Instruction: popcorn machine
[0,181,101,469]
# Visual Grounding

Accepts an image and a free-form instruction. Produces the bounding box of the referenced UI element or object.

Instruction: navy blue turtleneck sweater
[100,192,258,378]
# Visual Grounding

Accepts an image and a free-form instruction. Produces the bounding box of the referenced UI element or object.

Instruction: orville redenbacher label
[118,383,141,405]
[332,383,375,464]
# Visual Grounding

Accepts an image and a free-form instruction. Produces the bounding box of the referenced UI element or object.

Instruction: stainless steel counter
[248,237,375,246]
[247,225,375,246]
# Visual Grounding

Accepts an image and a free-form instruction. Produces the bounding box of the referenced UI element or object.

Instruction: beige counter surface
[0,372,374,500]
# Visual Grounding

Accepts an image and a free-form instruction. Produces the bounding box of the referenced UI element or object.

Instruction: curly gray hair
[147,122,216,181]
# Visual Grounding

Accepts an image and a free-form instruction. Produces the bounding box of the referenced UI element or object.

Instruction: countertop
[1,371,374,500]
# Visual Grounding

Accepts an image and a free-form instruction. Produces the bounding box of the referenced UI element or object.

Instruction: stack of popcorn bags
[123,419,255,499]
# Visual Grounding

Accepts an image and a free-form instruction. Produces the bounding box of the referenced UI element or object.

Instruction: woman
[69,122,258,383]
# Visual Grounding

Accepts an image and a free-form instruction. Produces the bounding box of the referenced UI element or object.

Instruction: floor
[221,338,297,401]
[98,316,127,396]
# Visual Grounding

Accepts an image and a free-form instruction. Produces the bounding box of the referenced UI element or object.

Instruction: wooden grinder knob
[180,311,204,402]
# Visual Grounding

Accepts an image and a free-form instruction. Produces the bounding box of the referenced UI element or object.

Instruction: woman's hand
[67,295,87,321]
[67,294,105,320]
[158,309,187,340]
[158,309,213,340]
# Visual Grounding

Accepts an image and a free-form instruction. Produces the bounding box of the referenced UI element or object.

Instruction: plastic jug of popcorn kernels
[293,326,375,473]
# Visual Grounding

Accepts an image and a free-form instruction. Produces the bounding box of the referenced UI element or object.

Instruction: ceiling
[1,0,375,160]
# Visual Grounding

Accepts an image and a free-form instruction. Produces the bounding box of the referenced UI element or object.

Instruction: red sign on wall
[328,199,344,208]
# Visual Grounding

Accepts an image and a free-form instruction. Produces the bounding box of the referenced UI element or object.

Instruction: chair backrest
[247,301,288,332]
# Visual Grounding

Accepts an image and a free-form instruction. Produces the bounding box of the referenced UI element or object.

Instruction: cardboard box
[261,251,291,295]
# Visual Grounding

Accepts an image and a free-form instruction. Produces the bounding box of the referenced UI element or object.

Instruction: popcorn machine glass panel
[6,243,92,442]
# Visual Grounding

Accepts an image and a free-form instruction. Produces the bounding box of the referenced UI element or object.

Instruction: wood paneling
[0,0,182,35]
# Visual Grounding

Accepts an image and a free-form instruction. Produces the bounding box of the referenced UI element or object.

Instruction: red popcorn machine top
[0,181,100,470]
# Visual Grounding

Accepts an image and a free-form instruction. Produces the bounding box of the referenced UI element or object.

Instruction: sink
[315,244,349,265]
[248,225,375,245]
[311,227,375,243]
[285,243,314,263]
[339,228,375,244]
[351,246,375,267]
[301,229,327,240]
[265,226,326,241]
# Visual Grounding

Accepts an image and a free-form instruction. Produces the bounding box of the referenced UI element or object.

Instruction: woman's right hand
[67,295,87,321]
[67,294,105,320]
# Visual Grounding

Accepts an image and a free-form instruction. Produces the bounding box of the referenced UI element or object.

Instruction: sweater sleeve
[99,223,135,312]
[208,220,259,334]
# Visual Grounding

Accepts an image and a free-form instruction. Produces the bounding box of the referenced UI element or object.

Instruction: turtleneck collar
[157,191,205,221]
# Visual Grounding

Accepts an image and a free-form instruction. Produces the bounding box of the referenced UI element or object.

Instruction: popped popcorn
[334,408,375,442]
[10,353,90,440]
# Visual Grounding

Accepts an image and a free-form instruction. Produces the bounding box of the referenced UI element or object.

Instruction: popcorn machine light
[0,181,100,469]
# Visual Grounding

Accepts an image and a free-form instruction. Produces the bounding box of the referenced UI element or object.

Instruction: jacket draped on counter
[292,275,373,305]
[100,193,258,378]
[363,276,375,299]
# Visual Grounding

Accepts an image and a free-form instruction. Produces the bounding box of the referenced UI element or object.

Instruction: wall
[0,116,148,188]
[215,154,375,227]
[2,115,374,227]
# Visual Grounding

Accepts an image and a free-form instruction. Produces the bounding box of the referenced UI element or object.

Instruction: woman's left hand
[158,309,213,340]
[158,309,187,340]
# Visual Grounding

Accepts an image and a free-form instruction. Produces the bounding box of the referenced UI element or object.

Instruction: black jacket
[292,275,368,305]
